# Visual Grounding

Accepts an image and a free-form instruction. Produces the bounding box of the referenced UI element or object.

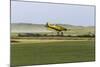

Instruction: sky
[11,1,95,26]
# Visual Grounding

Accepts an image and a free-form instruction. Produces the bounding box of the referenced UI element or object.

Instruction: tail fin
[45,22,49,27]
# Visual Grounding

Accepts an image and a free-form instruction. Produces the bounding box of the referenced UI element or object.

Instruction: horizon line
[11,22,95,27]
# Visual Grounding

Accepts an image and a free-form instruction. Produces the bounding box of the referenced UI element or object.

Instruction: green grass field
[11,40,95,66]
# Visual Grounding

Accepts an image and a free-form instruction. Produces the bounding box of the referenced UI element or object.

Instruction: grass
[11,40,95,66]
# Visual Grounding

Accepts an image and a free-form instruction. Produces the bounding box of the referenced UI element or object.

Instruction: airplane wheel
[61,32,63,36]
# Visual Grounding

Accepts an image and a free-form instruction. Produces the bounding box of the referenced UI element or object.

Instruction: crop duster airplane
[45,22,69,36]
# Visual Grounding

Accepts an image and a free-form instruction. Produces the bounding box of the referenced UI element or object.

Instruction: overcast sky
[11,1,95,26]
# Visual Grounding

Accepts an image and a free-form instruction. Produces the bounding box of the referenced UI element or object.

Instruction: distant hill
[11,23,95,35]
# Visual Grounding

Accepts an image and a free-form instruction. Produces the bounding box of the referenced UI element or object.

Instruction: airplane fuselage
[46,23,67,31]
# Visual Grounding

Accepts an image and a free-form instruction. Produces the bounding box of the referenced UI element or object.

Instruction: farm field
[11,39,95,66]
[11,23,95,66]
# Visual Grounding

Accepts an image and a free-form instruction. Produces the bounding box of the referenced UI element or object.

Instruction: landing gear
[61,32,63,36]
[57,31,64,36]
[57,32,60,36]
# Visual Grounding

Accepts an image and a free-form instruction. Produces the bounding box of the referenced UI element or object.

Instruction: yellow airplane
[45,22,68,36]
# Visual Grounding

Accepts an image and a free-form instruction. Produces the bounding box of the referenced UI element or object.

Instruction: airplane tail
[45,22,49,27]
